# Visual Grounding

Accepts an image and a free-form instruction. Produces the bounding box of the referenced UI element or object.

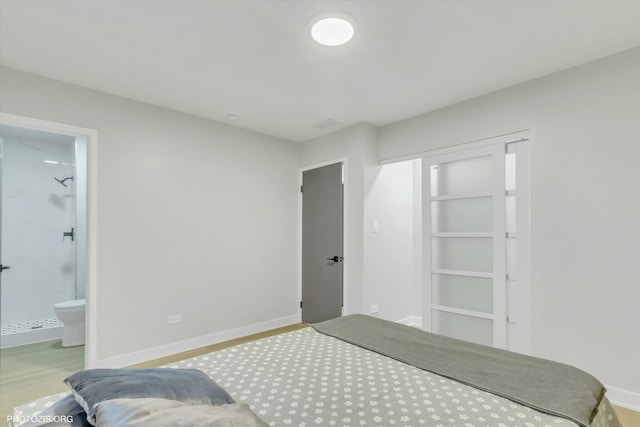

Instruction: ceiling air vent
[313,118,340,129]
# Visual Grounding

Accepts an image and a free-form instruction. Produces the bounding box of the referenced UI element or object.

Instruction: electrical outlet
[370,304,379,314]
[167,314,182,325]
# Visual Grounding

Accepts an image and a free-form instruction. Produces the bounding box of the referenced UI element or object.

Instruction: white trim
[380,130,530,165]
[299,158,348,173]
[298,158,349,318]
[511,138,532,354]
[411,159,423,327]
[421,159,432,331]
[396,316,423,328]
[421,144,495,167]
[0,112,96,139]
[93,314,300,368]
[605,385,640,412]
[0,112,98,368]
[491,143,507,349]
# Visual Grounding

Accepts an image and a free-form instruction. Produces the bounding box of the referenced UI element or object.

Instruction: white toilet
[54,299,86,347]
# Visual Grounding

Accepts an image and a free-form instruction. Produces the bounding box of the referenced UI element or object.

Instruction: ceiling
[1,1,640,142]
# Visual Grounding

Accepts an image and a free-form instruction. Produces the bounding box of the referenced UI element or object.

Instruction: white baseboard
[91,314,301,368]
[396,316,423,328]
[606,385,640,412]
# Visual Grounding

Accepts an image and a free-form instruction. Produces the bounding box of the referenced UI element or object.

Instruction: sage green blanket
[312,314,604,427]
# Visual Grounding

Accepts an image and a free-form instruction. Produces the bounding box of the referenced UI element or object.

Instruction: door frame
[0,112,98,368]
[298,157,348,321]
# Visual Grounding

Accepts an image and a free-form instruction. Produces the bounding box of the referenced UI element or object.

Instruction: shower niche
[0,124,87,348]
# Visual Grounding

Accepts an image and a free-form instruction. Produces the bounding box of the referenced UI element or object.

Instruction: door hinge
[300,185,303,193]
[300,300,303,308]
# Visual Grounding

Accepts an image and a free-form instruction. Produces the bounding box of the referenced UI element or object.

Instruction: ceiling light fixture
[311,17,354,46]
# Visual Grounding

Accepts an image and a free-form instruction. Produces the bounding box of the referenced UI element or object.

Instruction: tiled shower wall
[1,128,76,327]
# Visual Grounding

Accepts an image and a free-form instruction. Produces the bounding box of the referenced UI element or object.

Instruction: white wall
[2,44,638,405]
[0,67,301,363]
[378,48,640,401]
[363,160,421,324]
[300,124,421,326]
[301,123,378,315]
[0,128,76,325]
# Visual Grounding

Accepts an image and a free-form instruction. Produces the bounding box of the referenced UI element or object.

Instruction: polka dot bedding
[174,328,621,427]
[12,328,620,427]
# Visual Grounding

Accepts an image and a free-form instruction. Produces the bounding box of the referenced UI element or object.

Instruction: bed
[12,315,621,427]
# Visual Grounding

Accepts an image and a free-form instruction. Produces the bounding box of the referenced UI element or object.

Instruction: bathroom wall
[0,125,77,326]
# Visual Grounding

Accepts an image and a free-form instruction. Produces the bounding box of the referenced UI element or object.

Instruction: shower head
[55,176,74,187]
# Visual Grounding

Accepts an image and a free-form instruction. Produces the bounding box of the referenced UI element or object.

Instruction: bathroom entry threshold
[0,318,64,349]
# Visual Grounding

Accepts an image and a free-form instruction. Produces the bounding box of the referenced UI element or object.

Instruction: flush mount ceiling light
[311,17,354,46]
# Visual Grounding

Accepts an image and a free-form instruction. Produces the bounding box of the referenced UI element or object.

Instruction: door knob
[326,256,343,262]
[0,264,10,272]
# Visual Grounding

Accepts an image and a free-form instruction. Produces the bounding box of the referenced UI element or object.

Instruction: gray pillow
[64,368,235,426]
[11,394,91,427]
[94,399,268,427]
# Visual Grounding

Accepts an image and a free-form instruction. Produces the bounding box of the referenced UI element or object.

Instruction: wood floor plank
[0,340,84,427]
[613,405,640,426]
[129,323,308,368]
[0,324,307,426]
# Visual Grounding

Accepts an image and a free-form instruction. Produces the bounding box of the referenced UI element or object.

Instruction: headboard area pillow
[64,368,235,426]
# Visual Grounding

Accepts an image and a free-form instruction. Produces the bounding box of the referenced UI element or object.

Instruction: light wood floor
[0,324,305,427]
[615,405,640,427]
[1,323,638,427]
[0,339,84,427]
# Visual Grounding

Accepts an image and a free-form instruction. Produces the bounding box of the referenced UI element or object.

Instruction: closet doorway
[421,134,531,353]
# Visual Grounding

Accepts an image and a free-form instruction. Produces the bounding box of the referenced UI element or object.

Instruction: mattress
[13,325,621,427]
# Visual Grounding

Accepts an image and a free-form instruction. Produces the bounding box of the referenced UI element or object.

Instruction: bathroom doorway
[0,118,92,368]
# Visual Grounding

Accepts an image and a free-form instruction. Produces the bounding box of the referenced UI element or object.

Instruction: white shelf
[431,304,494,320]
[431,268,494,279]
[431,191,492,201]
[432,232,493,238]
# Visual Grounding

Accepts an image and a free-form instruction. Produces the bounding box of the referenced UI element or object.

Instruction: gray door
[302,163,343,323]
